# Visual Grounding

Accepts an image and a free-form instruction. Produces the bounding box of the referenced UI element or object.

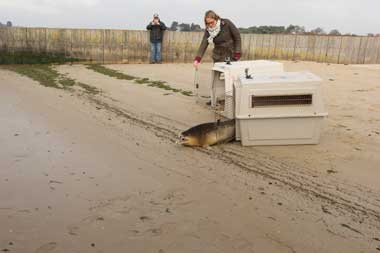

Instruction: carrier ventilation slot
[251,94,312,107]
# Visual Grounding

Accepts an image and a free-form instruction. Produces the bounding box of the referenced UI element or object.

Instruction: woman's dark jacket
[196,19,241,62]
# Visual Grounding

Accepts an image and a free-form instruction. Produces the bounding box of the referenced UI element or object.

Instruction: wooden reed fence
[1,27,380,64]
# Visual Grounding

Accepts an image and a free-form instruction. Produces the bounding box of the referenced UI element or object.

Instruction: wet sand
[1,62,380,252]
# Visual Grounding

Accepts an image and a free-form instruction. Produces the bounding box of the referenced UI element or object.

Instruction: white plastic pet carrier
[234,71,328,146]
[210,60,284,119]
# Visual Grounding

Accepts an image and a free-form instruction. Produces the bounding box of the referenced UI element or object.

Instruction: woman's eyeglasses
[206,21,216,26]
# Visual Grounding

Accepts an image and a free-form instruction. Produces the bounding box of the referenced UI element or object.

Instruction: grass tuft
[86,64,135,80]
[86,64,193,96]
[58,77,76,89]
[4,64,100,95]
[7,64,62,89]
[76,82,101,95]
[0,51,81,65]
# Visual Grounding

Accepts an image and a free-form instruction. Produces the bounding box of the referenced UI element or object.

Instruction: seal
[179,119,235,147]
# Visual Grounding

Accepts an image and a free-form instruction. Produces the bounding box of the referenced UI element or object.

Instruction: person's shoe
[156,61,162,64]
[150,61,156,64]
[206,101,212,106]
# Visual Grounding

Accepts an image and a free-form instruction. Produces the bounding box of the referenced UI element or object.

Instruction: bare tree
[190,23,202,32]
[178,23,191,32]
[169,21,179,31]
[329,29,341,36]
[285,24,305,34]
[310,27,326,35]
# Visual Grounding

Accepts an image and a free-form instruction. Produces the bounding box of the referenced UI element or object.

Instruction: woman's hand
[234,52,241,61]
[193,56,201,68]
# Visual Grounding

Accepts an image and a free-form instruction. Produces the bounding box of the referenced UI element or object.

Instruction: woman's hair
[204,10,220,25]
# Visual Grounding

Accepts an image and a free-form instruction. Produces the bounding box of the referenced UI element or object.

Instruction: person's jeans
[150,42,162,63]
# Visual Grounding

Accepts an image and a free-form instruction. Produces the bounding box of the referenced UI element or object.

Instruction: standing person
[193,10,241,68]
[147,13,167,64]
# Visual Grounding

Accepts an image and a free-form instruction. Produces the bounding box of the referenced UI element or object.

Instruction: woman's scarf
[207,19,221,45]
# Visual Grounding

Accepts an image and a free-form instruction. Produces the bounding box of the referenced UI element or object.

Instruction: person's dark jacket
[196,18,241,62]
[147,21,167,43]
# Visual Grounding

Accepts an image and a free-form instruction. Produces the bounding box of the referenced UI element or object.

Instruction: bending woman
[194,10,242,68]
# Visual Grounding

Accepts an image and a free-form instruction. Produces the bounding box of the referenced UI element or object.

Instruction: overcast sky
[1,0,379,35]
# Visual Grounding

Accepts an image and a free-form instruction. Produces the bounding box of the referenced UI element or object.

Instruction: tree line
[0,21,13,27]
[167,22,379,36]
[168,21,203,32]
[239,24,380,36]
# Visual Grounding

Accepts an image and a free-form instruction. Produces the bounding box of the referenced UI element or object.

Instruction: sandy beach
[1,61,380,253]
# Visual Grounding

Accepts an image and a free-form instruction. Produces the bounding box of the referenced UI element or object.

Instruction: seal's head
[179,122,219,147]
[179,132,200,147]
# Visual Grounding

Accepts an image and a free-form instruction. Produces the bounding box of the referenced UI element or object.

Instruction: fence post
[273,34,278,59]
[376,37,380,64]
[25,27,28,53]
[102,29,105,64]
[248,34,254,60]
[292,35,298,61]
[324,36,330,62]
[337,36,343,64]
[44,28,48,54]
[356,37,363,64]
[362,37,369,64]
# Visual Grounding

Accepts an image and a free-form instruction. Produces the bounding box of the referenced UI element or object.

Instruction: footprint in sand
[232,237,255,253]
[35,242,57,253]
[67,225,80,236]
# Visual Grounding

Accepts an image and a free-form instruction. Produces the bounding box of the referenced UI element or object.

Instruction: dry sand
[1,61,380,253]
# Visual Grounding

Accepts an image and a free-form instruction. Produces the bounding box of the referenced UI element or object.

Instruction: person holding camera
[147,13,167,64]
